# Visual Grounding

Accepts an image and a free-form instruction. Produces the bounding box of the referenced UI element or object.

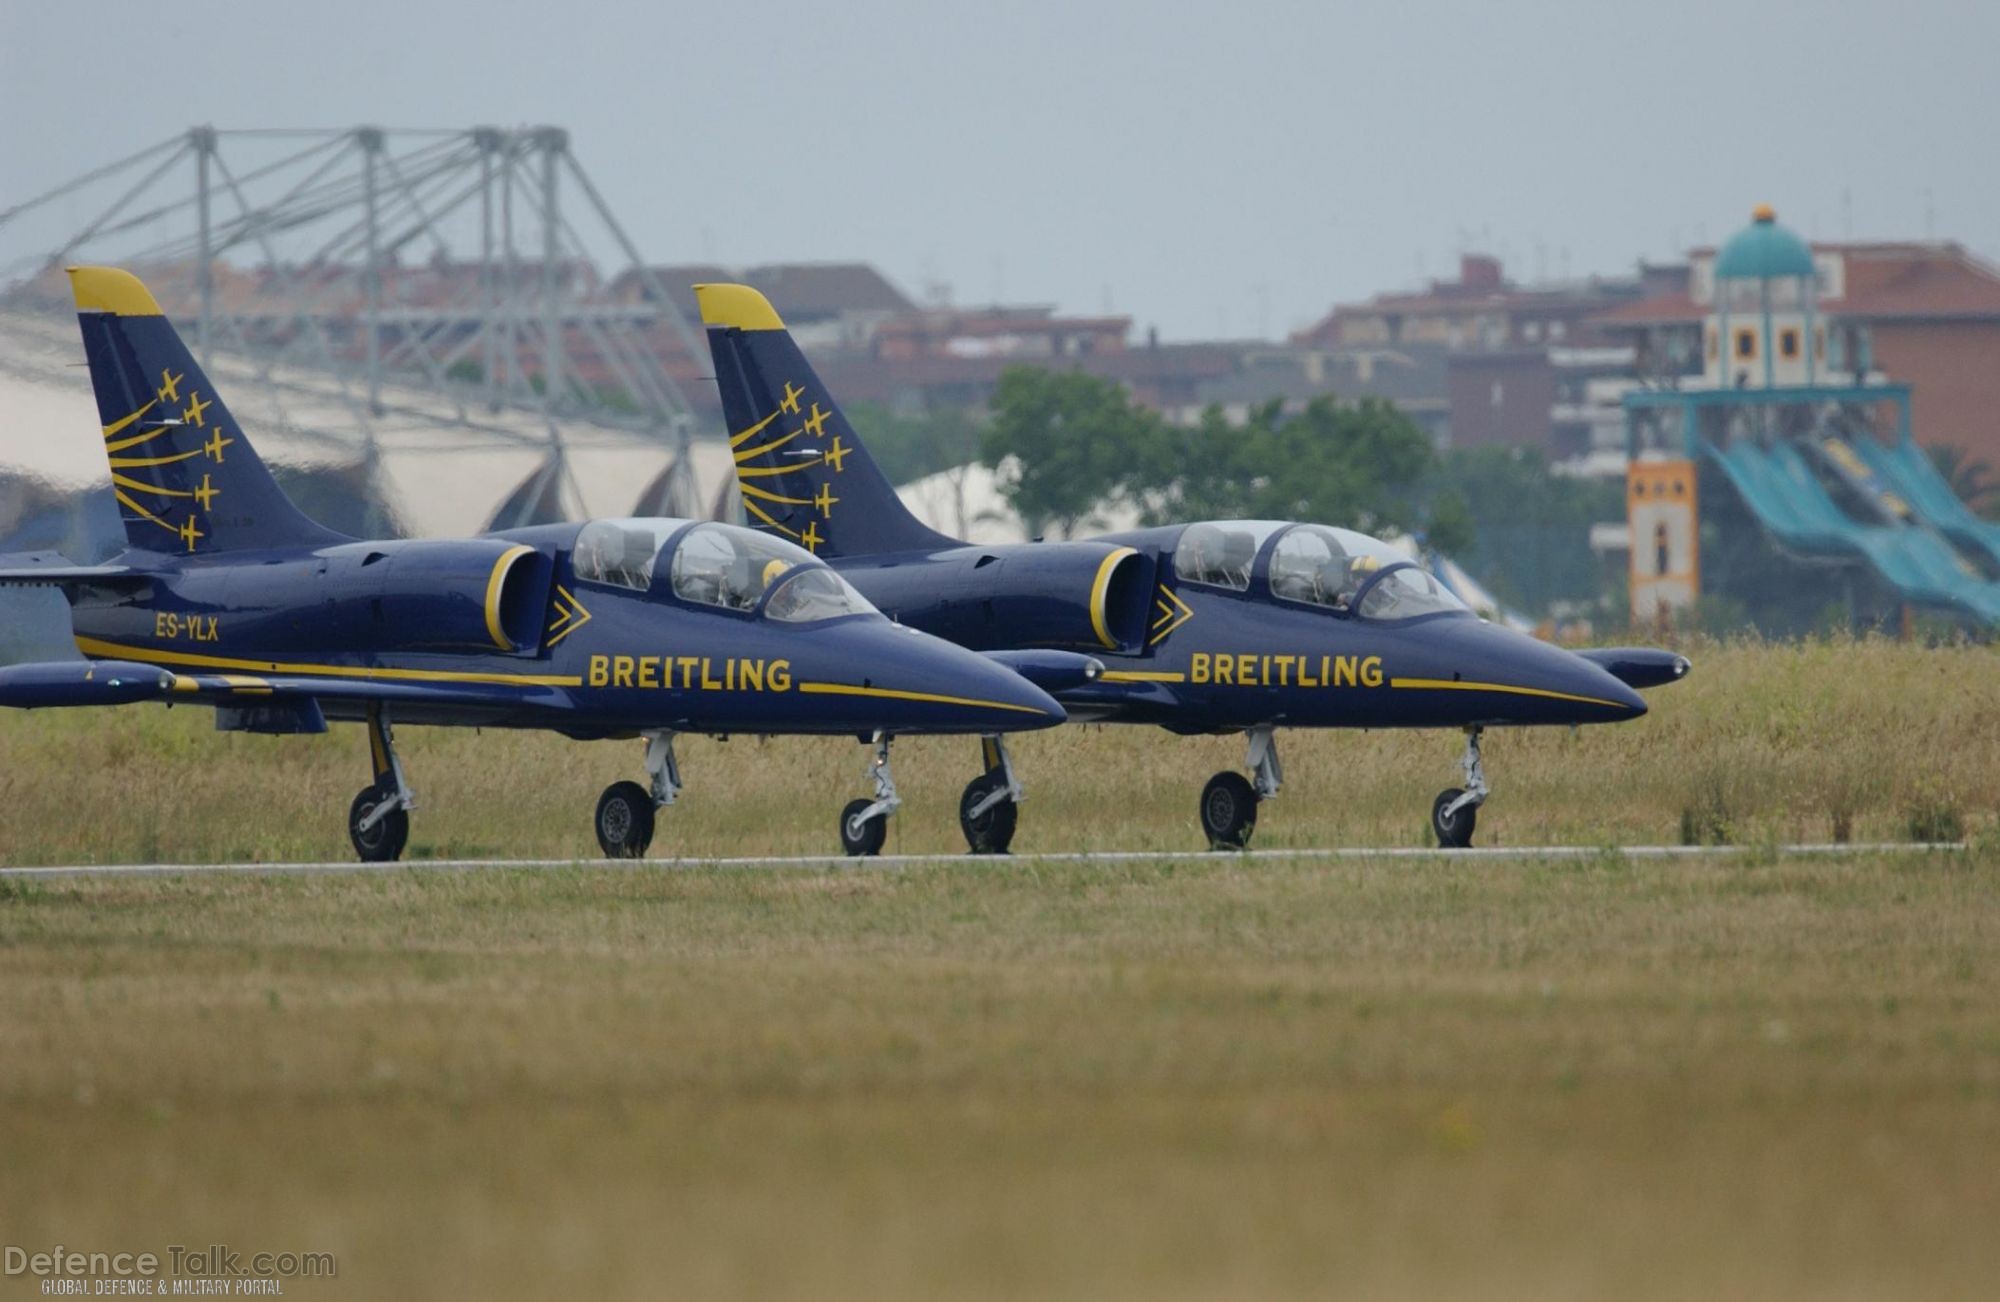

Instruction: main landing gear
[349,705,414,862]
[596,730,681,859]
[840,732,901,856]
[1200,725,1282,850]
[1430,727,1490,848]
[959,734,1023,854]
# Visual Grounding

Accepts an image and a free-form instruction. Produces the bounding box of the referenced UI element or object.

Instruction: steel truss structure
[1,125,718,531]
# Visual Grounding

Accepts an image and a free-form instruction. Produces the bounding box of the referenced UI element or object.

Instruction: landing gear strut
[840,732,900,856]
[959,734,1023,854]
[1200,725,1282,850]
[595,730,680,859]
[1431,727,1489,848]
[349,704,413,862]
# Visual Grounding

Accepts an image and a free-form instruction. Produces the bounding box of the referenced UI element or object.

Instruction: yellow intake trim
[1088,547,1138,650]
[484,544,535,651]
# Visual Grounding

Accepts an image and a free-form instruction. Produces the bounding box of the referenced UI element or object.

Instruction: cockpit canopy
[572,518,875,622]
[1174,520,1467,620]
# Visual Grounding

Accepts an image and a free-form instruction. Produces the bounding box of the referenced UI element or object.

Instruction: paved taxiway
[0,843,1963,880]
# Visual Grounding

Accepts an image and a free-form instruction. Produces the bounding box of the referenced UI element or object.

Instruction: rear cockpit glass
[1357,563,1465,620]
[765,567,872,623]
[1172,521,1284,591]
[573,519,678,591]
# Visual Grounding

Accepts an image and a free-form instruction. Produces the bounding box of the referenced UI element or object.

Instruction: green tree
[980,367,1164,538]
[1138,397,1436,535]
[1426,446,1623,615]
[842,401,984,486]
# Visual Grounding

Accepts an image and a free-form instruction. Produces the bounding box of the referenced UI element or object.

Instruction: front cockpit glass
[1172,521,1285,591]
[1269,524,1467,618]
[764,567,873,623]
[573,518,679,591]
[669,522,814,612]
[1356,562,1466,620]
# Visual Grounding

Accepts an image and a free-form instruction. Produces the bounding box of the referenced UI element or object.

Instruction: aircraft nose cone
[1440,622,1648,724]
[809,621,1066,732]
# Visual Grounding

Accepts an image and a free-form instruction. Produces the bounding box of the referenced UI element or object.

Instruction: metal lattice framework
[0,125,717,531]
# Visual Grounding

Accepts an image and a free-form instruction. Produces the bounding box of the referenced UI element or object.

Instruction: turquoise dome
[1715,206,1815,280]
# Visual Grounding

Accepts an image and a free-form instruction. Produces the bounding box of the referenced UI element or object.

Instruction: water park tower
[1622,206,2000,633]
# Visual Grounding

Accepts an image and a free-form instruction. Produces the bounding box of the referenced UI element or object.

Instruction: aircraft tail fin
[696,283,956,557]
[67,266,344,556]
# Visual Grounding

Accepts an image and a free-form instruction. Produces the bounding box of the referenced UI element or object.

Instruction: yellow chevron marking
[110,447,204,469]
[734,427,804,462]
[797,681,1049,716]
[1147,585,1194,645]
[112,472,193,499]
[73,637,584,689]
[728,410,779,449]
[741,499,802,540]
[1388,677,1628,710]
[543,585,592,649]
[739,482,813,507]
[102,400,158,438]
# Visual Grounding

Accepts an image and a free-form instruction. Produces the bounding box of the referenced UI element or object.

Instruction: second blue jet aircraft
[696,284,1689,852]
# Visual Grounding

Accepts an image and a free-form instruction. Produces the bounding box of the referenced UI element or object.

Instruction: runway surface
[0,842,1965,880]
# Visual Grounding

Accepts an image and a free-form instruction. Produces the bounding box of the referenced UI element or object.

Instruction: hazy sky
[4,0,1995,340]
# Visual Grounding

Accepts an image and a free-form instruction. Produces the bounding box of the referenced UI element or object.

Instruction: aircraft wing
[0,660,571,713]
[0,551,140,587]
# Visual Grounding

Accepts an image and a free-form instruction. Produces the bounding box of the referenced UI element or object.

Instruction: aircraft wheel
[1200,771,1258,850]
[348,785,409,863]
[1431,787,1477,848]
[840,797,889,857]
[959,774,1018,855]
[595,781,656,859]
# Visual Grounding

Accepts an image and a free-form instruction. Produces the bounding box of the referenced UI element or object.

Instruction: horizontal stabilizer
[0,551,138,587]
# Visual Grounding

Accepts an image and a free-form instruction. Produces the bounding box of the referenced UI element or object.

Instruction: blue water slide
[1845,437,2000,569]
[1706,441,2000,624]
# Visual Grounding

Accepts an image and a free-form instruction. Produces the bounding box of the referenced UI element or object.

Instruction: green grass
[1,852,1997,1299]
[0,637,1995,864]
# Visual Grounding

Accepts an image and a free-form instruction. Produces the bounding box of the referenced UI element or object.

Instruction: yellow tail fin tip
[67,266,164,317]
[693,283,785,331]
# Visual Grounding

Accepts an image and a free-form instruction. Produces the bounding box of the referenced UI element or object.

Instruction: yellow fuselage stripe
[74,637,581,688]
[1389,677,1625,709]
[797,681,1047,715]
[1099,670,1186,683]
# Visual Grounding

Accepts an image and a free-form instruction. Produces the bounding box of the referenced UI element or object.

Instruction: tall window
[1779,327,1801,360]
[1734,327,1757,361]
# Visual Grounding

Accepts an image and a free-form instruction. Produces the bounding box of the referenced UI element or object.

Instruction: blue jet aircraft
[0,268,1072,861]
[696,284,1689,852]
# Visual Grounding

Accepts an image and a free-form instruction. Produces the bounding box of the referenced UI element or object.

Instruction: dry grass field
[2,851,1997,1300]
[0,637,1995,863]
[2,639,1998,1299]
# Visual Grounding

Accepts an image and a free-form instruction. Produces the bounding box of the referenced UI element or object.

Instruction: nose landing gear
[1431,727,1489,848]
[840,732,901,856]
[348,705,413,862]
[1200,725,1282,850]
[958,734,1023,854]
[595,730,680,859]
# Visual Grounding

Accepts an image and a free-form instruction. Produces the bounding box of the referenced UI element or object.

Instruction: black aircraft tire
[1432,787,1477,848]
[595,781,656,859]
[959,774,1019,855]
[840,798,889,857]
[1200,771,1259,851]
[348,785,409,863]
